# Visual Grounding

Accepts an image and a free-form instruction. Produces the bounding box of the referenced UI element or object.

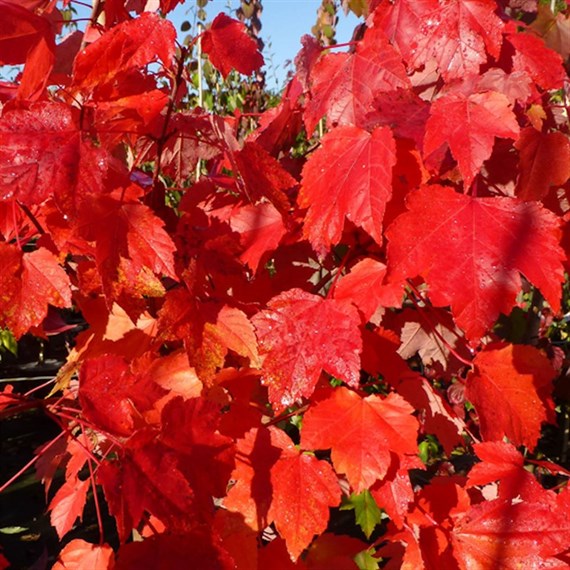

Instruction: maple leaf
[201,13,264,78]
[334,258,402,321]
[79,355,164,437]
[301,387,419,492]
[453,496,570,568]
[396,307,469,369]
[386,185,566,343]
[52,539,114,570]
[0,0,55,99]
[467,441,545,500]
[73,13,176,93]
[0,102,107,213]
[298,125,396,256]
[0,243,71,339]
[49,479,90,540]
[465,343,557,449]
[269,451,342,561]
[424,91,519,189]
[304,25,409,134]
[507,24,566,91]
[515,127,570,201]
[224,426,294,531]
[98,430,198,539]
[229,202,286,272]
[78,185,177,302]
[252,289,362,409]
[411,0,504,81]
[159,396,236,500]
[232,141,296,213]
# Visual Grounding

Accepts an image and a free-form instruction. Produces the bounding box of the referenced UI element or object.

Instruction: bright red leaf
[229,202,286,272]
[467,441,544,500]
[201,13,264,78]
[410,0,503,81]
[424,91,519,189]
[252,289,362,409]
[52,539,114,570]
[269,451,342,561]
[298,125,396,256]
[301,387,419,492]
[0,0,55,99]
[334,257,402,321]
[0,243,71,339]
[0,102,107,213]
[49,479,90,540]
[73,13,176,92]
[466,343,557,449]
[507,24,566,91]
[453,496,570,568]
[78,186,177,302]
[304,25,409,134]
[386,185,566,343]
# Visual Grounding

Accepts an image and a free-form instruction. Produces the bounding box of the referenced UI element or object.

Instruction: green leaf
[0,329,17,355]
[354,548,381,570]
[0,526,28,534]
[340,489,382,539]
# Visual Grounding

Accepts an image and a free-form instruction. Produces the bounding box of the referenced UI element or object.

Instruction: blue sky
[68,1,361,90]
[167,1,361,89]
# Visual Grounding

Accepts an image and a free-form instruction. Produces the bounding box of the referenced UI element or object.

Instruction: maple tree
[1,0,570,568]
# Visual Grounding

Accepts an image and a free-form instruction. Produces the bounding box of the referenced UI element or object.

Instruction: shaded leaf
[466,343,557,449]
[386,185,565,343]
[424,91,519,189]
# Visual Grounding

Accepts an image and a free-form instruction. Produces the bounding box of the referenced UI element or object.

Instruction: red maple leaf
[334,257,402,321]
[72,13,176,93]
[0,0,55,99]
[465,343,557,449]
[301,386,419,492]
[78,185,177,303]
[269,450,342,561]
[412,0,504,81]
[252,289,362,409]
[48,478,90,540]
[515,127,570,201]
[386,185,566,343]
[298,125,396,256]
[304,25,409,133]
[224,426,294,531]
[0,102,107,213]
[0,243,71,339]
[424,90,519,189]
[201,13,264,78]
[507,23,567,91]
[52,539,114,570]
[453,496,570,568]
[229,202,286,272]
[467,441,545,500]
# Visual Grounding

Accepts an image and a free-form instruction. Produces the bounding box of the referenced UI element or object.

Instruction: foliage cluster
[1,0,570,568]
